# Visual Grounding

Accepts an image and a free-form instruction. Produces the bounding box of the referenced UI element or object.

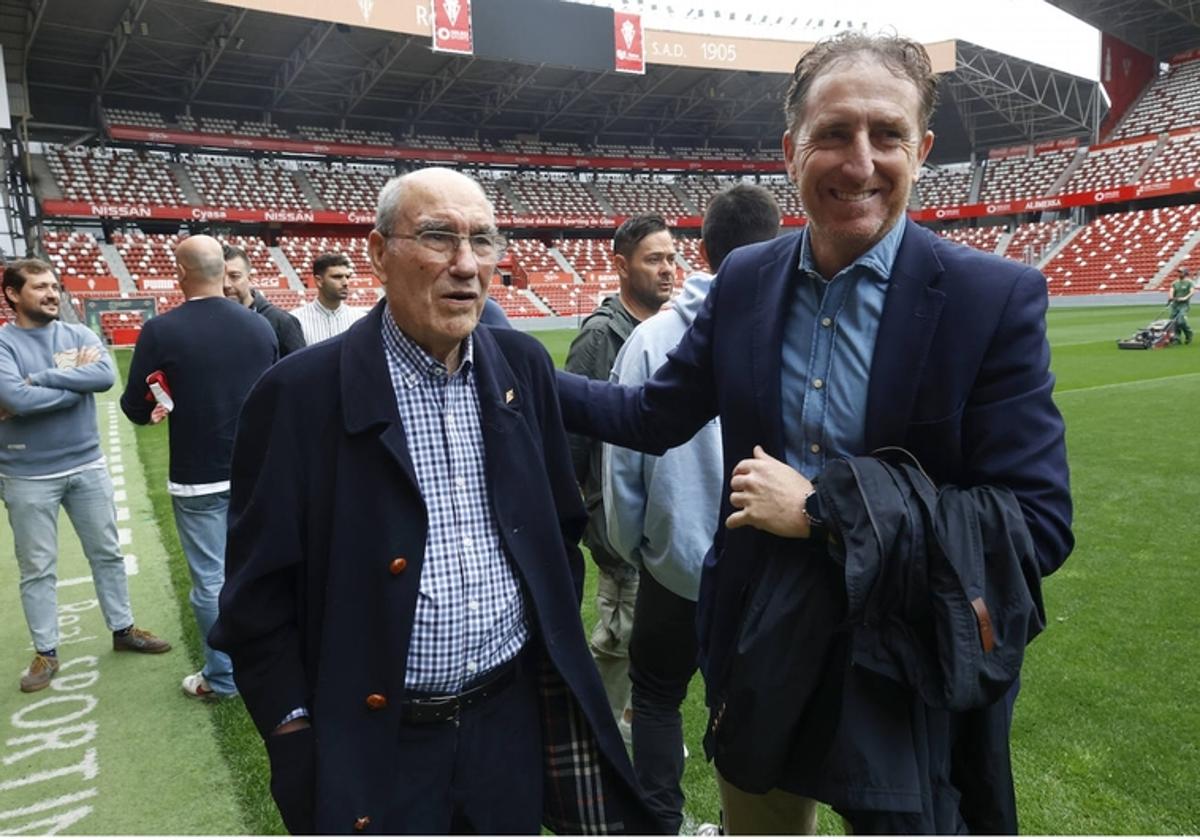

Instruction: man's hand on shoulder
[726,445,813,539]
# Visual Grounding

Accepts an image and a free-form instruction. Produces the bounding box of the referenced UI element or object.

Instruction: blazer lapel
[340,301,419,491]
[752,235,802,457]
[865,219,947,452]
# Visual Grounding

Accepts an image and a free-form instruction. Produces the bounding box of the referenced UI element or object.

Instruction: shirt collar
[381,306,473,386]
[798,216,906,283]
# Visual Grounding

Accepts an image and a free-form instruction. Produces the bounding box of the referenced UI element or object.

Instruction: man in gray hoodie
[602,184,781,832]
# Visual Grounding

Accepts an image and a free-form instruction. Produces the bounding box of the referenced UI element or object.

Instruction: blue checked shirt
[382,309,528,693]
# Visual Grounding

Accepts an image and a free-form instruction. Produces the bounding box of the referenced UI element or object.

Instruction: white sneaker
[181,671,219,701]
[695,823,721,836]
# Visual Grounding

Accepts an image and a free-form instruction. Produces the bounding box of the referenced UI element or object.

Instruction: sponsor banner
[139,278,179,291]
[987,145,1029,160]
[62,276,120,292]
[586,272,621,284]
[431,0,472,54]
[250,276,288,289]
[1087,134,1160,153]
[1034,137,1079,154]
[614,12,645,75]
[525,271,573,284]
[105,125,786,174]
[910,176,1200,222]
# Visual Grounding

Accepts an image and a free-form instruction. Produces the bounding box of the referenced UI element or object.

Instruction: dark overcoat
[212,301,661,835]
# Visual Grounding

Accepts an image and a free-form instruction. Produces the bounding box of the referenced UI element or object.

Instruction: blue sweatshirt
[0,320,115,477]
[601,272,721,601]
[120,296,277,487]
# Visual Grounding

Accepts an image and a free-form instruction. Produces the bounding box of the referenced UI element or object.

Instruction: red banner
[1169,48,1200,66]
[613,12,645,75]
[987,145,1029,160]
[105,125,785,174]
[430,0,473,55]
[1100,33,1155,139]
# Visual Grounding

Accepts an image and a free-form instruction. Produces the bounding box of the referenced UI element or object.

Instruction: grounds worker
[1169,267,1194,345]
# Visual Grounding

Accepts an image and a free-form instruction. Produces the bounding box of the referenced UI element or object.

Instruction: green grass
[117,304,1200,834]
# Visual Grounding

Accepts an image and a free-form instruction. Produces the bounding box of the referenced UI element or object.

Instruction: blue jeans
[1,468,135,652]
[171,491,236,696]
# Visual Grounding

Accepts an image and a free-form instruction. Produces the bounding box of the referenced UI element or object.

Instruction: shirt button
[462,536,473,548]
[354,816,371,831]
[466,660,478,674]
[821,317,832,327]
[455,477,466,489]
[812,378,824,389]
[468,599,479,612]
[389,557,408,575]
[810,443,822,454]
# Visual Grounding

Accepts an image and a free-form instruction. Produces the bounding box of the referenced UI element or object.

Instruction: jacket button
[389,557,408,575]
[353,816,371,831]
[365,693,387,710]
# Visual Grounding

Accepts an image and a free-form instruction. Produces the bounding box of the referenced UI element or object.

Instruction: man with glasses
[213,167,659,835]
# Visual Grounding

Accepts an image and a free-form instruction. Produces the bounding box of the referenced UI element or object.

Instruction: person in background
[1168,266,1194,345]
[120,235,277,701]
[564,212,677,743]
[1,258,170,694]
[222,244,305,357]
[603,183,781,832]
[291,252,364,344]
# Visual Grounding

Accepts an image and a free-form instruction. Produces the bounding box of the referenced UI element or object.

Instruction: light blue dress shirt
[780,219,906,479]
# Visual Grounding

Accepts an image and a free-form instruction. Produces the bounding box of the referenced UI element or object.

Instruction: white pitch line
[115,507,129,522]
[1056,371,1200,397]
[118,528,132,546]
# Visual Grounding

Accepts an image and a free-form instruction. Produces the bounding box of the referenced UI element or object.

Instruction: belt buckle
[412,693,460,724]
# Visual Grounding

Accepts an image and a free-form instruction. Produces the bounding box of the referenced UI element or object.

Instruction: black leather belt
[401,657,519,725]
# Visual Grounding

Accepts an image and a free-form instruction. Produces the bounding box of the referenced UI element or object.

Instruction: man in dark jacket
[212,168,660,835]
[222,244,306,357]
[564,213,676,740]
[557,32,1072,834]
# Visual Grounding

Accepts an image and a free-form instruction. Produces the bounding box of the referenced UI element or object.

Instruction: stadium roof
[1045,0,1200,61]
[2,0,1106,162]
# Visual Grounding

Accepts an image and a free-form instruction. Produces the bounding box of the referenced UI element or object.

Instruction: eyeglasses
[388,230,509,260]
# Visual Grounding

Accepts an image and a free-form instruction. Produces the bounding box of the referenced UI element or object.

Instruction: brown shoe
[112,627,172,654]
[20,654,59,693]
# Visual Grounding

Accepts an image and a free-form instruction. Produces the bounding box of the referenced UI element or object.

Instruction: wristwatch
[803,485,826,529]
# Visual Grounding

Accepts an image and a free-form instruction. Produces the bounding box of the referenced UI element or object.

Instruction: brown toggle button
[353,816,371,831]
[389,556,408,575]
[365,693,387,710]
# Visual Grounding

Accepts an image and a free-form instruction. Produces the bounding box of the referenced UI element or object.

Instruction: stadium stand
[1112,56,1200,140]
[675,236,705,272]
[185,156,310,210]
[554,238,618,278]
[508,238,563,275]
[296,124,396,146]
[42,230,117,289]
[916,164,973,207]
[977,149,1075,203]
[1004,219,1076,264]
[277,236,375,285]
[488,284,547,318]
[1041,204,1200,294]
[594,176,694,217]
[111,232,184,289]
[1139,131,1200,181]
[936,225,1006,254]
[1060,140,1158,193]
[302,163,392,212]
[507,174,606,216]
[47,146,187,206]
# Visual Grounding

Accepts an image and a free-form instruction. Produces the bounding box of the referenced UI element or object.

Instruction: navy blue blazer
[557,218,1073,706]
[213,301,659,834]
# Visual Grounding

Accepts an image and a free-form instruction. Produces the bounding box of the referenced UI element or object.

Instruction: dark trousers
[628,568,699,833]
[385,655,543,834]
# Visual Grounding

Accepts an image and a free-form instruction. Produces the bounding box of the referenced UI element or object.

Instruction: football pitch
[107,303,1196,835]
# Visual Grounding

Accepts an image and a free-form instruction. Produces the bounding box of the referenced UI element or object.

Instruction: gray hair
[374,168,490,236]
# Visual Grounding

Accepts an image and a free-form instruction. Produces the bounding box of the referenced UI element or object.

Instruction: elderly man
[121,234,277,700]
[1,259,170,693]
[211,167,659,835]
[558,32,1072,834]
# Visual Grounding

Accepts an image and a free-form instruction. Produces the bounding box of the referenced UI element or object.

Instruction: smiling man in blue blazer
[212,168,659,835]
[558,32,1072,835]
